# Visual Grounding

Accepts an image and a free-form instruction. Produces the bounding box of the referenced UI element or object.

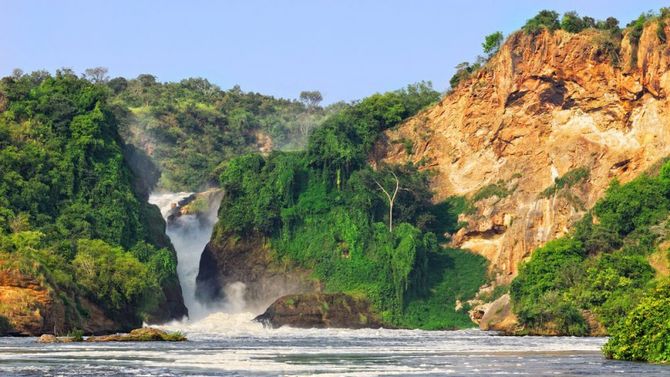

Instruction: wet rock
[196,228,315,311]
[37,334,58,343]
[255,293,384,329]
[86,327,186,342]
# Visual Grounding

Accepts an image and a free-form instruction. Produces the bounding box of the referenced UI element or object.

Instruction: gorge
[2,4,670,375]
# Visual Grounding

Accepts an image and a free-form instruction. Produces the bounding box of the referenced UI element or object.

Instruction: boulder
[255,293,383,329]
[479,294,519,334]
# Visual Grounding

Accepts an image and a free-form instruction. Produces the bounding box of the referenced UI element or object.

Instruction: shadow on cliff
[429,196,469,243]
[0,315,12,335]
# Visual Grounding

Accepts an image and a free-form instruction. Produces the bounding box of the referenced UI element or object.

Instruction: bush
[482,31,504,56]
[449,61,481,89]
[561,11,587,33]
[540,167,589,198]
[523,10,560,34]
[73,239,160,321]
[604,279,670,362]
[594,175,669,237]
[472,180,513,202]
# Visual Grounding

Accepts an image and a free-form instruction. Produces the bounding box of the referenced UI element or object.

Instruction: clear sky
[2,0,668,103]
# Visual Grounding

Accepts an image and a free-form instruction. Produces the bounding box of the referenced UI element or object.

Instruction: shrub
[73,239,160,320]
[604,279,670,362]
[523,10,560,34]
[482,31,504,56]
[472,180,513,202]
[449,61,481,89]
[540,167,589,198]
[561,11,587,33]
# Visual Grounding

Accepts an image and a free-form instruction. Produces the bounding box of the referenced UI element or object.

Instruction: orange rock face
[0,261,64,336]
[380,25,670,283]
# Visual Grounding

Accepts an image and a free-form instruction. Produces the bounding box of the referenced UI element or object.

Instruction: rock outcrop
[380,24,670,283]
[0,261,65,336]
[37,327,186,343]
[255,293,383,329]
[0,256,121,336]
[195,227,316,312]
[477,294,519,333]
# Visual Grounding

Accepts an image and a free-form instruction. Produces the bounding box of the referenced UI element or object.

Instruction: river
[0,321,668,376]
[2,193,665,376]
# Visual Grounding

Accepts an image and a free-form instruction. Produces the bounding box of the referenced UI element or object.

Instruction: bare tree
[84,67,109,83]
[374,171,400,232]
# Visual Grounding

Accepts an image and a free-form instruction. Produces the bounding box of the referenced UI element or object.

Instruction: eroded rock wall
[381,25,670,283]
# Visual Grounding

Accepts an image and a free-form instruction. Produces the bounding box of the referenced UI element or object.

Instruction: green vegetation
[523,10,561,34]
[540,166,589,198]
[604,278,670,362]
[472,180,515,202]
[67,329,84,342]
[482,31,503,57]
[449,61,484,89]
[110,76,334,191]
[523,10,621,35]
[0,70,181,330]
[216,84,484,329]
[511,160,670,360]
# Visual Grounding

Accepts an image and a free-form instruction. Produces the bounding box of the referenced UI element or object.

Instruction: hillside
[381,19,670,284]
[0,72,186,335]
[109,76,332,191]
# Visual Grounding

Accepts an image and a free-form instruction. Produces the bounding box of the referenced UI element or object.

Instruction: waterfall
[149,190,224,320]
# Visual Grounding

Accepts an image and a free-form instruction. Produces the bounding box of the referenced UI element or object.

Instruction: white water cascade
[149,191,225,320]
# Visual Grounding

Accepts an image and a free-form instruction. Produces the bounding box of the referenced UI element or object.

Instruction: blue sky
[2,1,668,103]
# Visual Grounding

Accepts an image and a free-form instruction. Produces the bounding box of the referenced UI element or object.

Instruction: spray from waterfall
[149,190,270,332]
[149,191,226,319]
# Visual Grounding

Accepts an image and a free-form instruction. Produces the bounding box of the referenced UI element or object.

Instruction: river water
[2,193,665,376]
[0,317,668,376]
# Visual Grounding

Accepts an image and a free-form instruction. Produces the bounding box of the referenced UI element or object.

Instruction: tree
[604,17,620,31]
[582,16,596,29]
[299,90,323,108]
[107,77,128,94]
[449,62,479,89]
[523,10,560,34]
[84,67,109,83]
[482,31,504,56]
[561,11,586,33]
[374,170,400,232]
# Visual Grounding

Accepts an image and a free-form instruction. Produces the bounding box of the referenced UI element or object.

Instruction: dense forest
[216,83,489,328]
[0,70,185,333]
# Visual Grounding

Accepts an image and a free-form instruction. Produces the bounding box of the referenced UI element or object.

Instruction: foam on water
[3,329,668,376]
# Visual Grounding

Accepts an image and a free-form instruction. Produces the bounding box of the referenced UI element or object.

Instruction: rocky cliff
[196,226,316,313]
[380,24,670,284]
[0,255,120,336]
